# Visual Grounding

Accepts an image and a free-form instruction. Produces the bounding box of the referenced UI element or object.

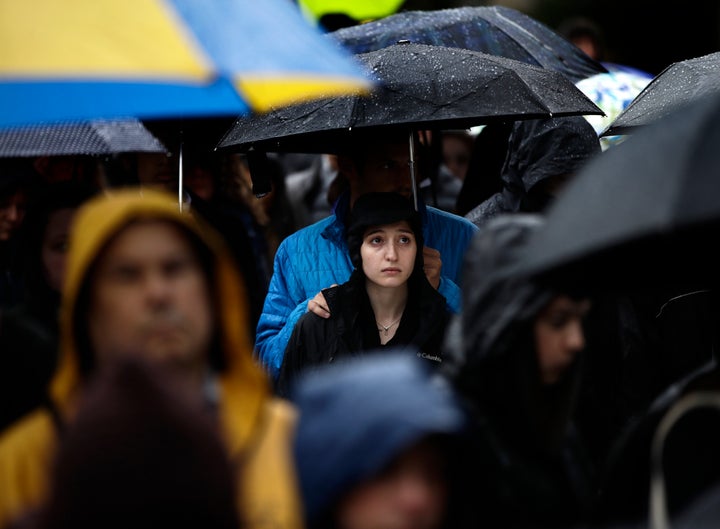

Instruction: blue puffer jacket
[255,192,478,378]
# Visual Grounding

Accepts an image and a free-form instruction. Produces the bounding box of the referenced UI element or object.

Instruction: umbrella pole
[408,130,418,211]
[178,141,184,212]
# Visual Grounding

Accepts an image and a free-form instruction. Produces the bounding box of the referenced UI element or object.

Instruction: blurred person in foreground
[255,129,478,379]
[0,188,302,529]
[291,353,470,529]
[10,357,239,529]
[441,214,598,528]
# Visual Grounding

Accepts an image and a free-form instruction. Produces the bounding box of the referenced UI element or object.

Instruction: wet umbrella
[602,51,720,137]
[0,0,372,129]
[509,91,720,290]
[0,119,167,157]
[219,42,603,155]
[328,5,607,83]
[219,42,602,210]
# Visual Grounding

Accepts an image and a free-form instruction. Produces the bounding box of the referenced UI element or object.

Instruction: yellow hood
[51,188,269,454]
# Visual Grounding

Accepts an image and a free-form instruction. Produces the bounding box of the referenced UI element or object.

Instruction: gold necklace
[377,316,402,335]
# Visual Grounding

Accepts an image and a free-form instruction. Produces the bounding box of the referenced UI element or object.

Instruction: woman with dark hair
[0,181,97,432]
[277,192,449,395]
[441,213,597,529]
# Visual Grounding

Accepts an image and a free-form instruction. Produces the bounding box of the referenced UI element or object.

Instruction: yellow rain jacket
[0,189,303,529]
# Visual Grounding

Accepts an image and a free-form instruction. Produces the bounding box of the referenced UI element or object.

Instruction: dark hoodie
[465,116,600,227]
[441,213,596,529]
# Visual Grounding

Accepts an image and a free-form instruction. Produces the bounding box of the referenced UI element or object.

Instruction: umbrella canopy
[508,91,720,289]
[0,0,373,129]
[329,5,607,83]
[602,51,720,137]
[0,119,167,157]
[218,42,604,154]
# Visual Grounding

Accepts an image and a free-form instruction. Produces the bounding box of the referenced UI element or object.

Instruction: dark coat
[441,214,597,528]
[277,269,448,396]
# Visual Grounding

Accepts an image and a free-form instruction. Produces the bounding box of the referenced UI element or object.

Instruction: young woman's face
[360,221,417,288]
[534,295,592,385]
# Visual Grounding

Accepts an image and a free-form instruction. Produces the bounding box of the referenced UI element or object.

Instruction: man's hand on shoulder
[308,287,337,318]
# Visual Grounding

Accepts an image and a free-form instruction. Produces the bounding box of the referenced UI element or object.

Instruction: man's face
[0,190,27,241]
[87,220,214,375]
[351,141,414,201]
[136,152,179,194]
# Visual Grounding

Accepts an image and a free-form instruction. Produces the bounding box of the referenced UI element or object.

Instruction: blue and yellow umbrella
[0,0,373,128]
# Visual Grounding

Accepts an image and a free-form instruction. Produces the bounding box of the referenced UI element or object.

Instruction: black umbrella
[328,5,607,83]
[218,42,603,155]
[0,119,166,157]
[602,51,720,137]
[509,91,720,289]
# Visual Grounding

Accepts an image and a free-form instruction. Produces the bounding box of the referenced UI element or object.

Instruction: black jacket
[277,269,448,396]
[441,214,597,528]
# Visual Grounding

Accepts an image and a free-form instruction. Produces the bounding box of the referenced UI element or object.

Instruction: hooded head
[346,192,424,274]
[52,188,268,452]
[291,353,467,527]
[443,214,590,451]
[448,213,551,370]
[500,116,601,212]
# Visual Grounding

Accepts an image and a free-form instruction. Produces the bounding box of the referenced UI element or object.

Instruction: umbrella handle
[408,130,418,211]
[649,391,720,529]
[178,141,184,212]
[246,148,273,198]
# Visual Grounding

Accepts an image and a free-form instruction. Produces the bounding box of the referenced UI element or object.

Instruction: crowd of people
[0,26,718,529]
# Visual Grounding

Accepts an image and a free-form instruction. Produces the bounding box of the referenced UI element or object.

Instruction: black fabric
[465,116,600,227]
[277,269,448,397]
[0,304,59,433]
[440,214,597,528]
[455,122,512,217]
